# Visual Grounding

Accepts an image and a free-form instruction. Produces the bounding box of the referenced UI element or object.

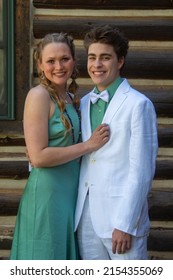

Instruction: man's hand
[112,229,132,254]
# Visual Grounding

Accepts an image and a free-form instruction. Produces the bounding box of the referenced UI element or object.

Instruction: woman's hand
[86,123,110,152]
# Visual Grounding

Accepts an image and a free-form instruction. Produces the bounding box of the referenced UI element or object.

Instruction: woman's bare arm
[24,86,109,168]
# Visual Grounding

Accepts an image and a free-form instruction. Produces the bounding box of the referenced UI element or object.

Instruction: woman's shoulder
[26,84,50,101]
[24,85,51,113]
[28,84,48,95]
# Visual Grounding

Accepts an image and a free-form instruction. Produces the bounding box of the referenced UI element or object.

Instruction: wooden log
[0,186,173,218]
[0,182,25,216]
[0,136,25,146]
[155,160,173,180]
[148,229,173,251]
[1,219,173,259]
[0,179,26,190]
[78,86,173,105]
[33,47,173,80]
[0,152,25,160]
[33,0,173,10]
[0,120,23,135]
[0,237,12,250]
[0,125,173,148]
[0,190,22,215]
[0,161,29,179]
[0,250,10,260]
[0,158,173,180]
[158,126,173,147]
[2,231,173,252]
[78,85,173,118]
[148,191,173,221]
[136,87,173,104]
[0,216,14,252]
[0,177,172,193]
[0,217,15,252]
[140,87,173,118]
[1,127,172,151]
[153,104,173,118]
[148,251,173,260]
[124,49,173,80]
[152,180,173,192]
[33,16,173,41]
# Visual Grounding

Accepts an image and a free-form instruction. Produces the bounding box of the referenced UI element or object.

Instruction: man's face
[87,43,124,92]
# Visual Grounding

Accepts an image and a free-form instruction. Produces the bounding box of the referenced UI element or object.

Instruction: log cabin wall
[0,0,173,259]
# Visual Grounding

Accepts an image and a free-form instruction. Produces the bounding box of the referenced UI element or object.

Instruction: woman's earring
[41,71,45,80]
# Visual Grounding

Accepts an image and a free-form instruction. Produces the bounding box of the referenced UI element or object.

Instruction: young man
[75,25,158,260]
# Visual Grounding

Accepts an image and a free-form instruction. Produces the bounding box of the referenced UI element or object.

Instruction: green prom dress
[10,100,81,260]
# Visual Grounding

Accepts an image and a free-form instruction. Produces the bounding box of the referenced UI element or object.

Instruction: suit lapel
[103,79,130,123]
[81,79,131,139]
[81,94,92,141]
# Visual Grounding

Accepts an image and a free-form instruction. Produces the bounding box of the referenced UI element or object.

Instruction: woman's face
[39,42,75,88]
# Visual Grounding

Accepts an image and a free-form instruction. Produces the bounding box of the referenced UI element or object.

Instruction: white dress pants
[77,195,148,260]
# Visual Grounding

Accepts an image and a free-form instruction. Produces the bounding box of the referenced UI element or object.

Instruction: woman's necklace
[65,92,81,144]
[60,92,70,104]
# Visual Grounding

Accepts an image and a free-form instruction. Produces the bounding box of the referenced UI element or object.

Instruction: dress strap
[67,92,73,102]
[49,94,57,104]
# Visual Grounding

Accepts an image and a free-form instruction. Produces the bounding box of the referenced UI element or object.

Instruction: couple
[10,25,158,260]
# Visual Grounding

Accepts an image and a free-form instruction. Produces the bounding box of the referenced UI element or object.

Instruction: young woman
[10,33,109,260]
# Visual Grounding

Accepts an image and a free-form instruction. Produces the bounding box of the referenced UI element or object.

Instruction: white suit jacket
[75,79,158,238]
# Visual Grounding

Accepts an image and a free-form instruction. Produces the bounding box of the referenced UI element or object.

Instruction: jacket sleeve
[114,98,158,235]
